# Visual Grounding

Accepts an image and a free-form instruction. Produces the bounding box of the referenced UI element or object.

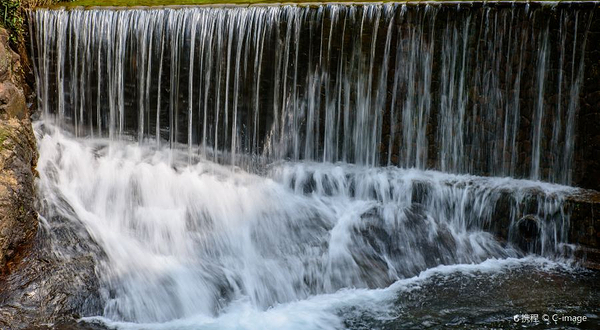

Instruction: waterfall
[28,3,598,328]
[30,3,592,184]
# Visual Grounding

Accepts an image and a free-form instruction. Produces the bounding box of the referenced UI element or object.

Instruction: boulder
[0,82,27,119]
[0,25,36,275]
[0,28,21,84]
[0,117,37,273]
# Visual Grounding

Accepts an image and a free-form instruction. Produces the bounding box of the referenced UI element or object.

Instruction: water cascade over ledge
[31,3,594,184]
[26,2,600,329]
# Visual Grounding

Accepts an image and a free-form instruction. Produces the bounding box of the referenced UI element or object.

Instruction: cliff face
[0,27,37,275]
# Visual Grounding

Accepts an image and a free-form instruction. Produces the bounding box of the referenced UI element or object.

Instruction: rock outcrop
[0,25,103,328]
[0,27,37,276]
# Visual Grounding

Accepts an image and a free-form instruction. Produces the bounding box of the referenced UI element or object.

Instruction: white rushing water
[36,122,578,328]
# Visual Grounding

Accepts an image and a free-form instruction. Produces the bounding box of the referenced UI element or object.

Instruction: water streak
[30,4,593,184]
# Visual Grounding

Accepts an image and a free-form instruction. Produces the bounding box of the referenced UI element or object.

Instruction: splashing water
[36,122,581,327]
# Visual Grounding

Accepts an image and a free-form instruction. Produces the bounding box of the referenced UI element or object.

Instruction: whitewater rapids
[33,122,591,329]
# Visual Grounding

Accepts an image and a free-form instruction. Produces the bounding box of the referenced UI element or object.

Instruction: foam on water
[35,122,580,327]
[80,256,573,330]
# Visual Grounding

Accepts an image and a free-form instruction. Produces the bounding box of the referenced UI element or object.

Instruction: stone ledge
[565,189,600,267]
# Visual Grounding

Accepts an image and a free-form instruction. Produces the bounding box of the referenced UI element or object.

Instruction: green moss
[0,126,9,151]
[59,0,357,6]
[1,0,58,49]
[1,0,24,45]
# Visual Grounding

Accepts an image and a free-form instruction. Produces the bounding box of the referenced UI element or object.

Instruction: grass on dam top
[58,0,431,6]
[56,0,579,8]
[60,0,318,6]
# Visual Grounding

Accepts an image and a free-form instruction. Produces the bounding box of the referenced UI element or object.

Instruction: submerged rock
[0,219,104,328]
